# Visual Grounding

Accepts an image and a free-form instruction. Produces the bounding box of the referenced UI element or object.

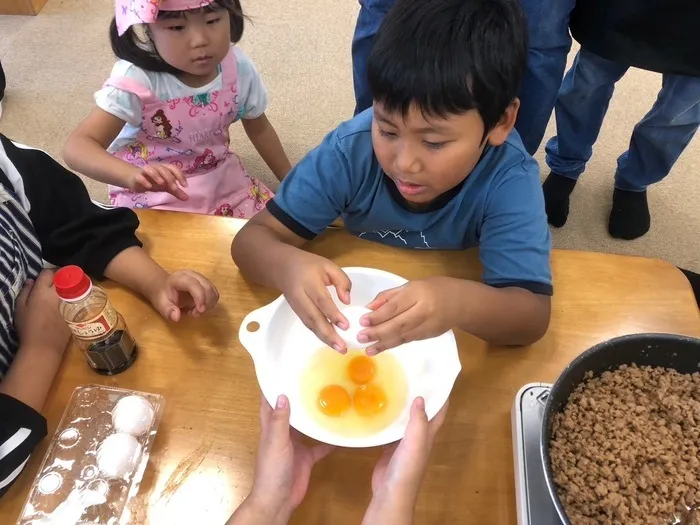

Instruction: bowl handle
[238,303,275,358]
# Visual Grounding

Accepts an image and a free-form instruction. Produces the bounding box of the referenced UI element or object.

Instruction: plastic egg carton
[17,385,165,525]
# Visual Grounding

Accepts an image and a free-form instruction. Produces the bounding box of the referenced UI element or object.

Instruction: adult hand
[371,397,448,495]
[130,163,189,201]
[147,270,220,321]
[279,251,352,352]
[17,270,70,353]
[362,397,449,525]
[230,395,334,525]
[358,277,460,354]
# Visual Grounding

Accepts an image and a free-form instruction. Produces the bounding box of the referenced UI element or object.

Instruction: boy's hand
[130,164,189,201]
[279,252,352,352]
[358,277,458,355]
[15,270,70,353]
[148,270,219,322]
[244,395,334,524]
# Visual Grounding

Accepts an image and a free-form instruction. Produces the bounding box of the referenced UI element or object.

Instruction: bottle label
[67,303,119,340]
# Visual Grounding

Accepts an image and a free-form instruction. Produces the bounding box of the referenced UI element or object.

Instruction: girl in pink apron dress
[63,0,291,218]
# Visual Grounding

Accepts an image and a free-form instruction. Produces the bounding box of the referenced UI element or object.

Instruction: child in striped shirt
[0,133,219,498]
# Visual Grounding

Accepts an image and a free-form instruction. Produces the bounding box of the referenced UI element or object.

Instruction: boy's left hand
[149,270,219,322]
[358,277,459,355]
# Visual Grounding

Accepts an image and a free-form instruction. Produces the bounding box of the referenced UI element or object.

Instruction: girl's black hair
[109,0,244,76]
[368,0,528,139]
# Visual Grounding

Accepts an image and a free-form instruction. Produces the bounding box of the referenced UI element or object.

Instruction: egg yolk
[318,385,351,417]
[353,384,388,417]
[347,355,376,385]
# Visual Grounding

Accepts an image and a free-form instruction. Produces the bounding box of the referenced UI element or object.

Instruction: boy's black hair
[368,0,528,137]
[109,0,244,76]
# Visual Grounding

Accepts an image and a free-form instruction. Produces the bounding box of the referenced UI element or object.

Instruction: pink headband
[116,0,216,36]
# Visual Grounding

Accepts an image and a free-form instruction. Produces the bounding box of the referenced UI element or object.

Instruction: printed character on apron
[104,48,273,217]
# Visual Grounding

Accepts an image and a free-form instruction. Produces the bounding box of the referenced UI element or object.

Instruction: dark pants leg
[351,0,396,116]
[0,61,5,102]
[680,268,700,309]
[615,74,700,191]
[514,0,577,154]
[544,50,629,180]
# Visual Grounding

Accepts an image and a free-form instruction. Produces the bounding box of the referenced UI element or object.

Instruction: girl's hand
[16,270,70,353]
[237,395,334,524]
[358,277,459,355]
[362,397,449,525]
[279,252,352,352]
[148,270,219,321]
[131,164,189,201]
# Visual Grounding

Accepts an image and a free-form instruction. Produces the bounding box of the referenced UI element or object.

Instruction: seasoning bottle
[53,265,138,375]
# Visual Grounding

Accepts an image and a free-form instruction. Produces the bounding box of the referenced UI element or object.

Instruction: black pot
[540,333,700,524]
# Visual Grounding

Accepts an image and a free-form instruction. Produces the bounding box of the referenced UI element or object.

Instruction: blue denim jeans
[516,0,576,154]
[350,0,576,155]
[351,0,396,116]
[545,49,700,191]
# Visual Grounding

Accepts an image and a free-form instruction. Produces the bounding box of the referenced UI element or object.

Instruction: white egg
[112,395,154,436]
[97,433,142,479]
[334,306,377,348]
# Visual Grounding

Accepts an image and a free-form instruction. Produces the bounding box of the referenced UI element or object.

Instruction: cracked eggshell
[334,306,377,349]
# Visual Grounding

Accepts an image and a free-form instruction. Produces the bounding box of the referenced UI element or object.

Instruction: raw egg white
[301,348,407,438]
[97,433,142,479]
[112,395,154,437]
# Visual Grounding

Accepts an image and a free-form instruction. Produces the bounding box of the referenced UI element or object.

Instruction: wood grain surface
[2,210,698,524]
[0,0,47,15]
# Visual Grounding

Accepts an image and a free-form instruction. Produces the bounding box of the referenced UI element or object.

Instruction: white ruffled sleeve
[233,47,269,120]
[94,61,151,127]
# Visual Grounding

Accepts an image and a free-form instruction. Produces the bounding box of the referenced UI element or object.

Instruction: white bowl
[239,267,461,448]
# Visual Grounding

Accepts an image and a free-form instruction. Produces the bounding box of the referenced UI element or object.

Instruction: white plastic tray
[17,385,165,525]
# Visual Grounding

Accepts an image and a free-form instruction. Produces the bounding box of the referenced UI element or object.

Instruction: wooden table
[2,210,699,524]
[0,0,48,15]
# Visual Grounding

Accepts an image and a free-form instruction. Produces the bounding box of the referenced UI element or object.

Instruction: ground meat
[550,364,700,524]
[682,508,699,525]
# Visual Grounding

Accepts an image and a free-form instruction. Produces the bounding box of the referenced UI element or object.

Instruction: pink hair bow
[116,0,215,36]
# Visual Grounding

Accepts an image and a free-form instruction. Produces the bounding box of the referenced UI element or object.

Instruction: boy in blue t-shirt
[232,0,552,353]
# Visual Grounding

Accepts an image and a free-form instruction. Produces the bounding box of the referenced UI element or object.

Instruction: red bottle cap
[54,266,92,300]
